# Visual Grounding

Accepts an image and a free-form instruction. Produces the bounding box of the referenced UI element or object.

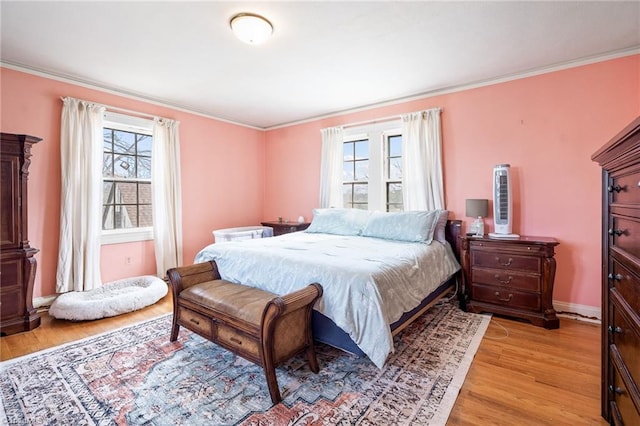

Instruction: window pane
[113,130,136,154]
[137,156,151,179]
[355,160,368,181]
[103,129,113,152]
[387,204,403,212]
[354,183,368,202]
[388,183,403,204]
[114,155,136,178]
[355,140,369,160]
[343,184,353,207]
[388,135,402,156]
[343,142,354,160]
[343,162,354,181]
[102,205,114,230]
[116,205,137,228]
[103,181,114,204]
[353,204,368,210]
[103,153,113,177]
[137,134,152,156]
[115,182,137,204]
[389,158,402,180]
[139,182,152,204]
[139,204,153,227]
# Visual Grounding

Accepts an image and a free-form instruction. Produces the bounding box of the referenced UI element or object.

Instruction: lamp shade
[466,199,488,218]
[230,13,273,45]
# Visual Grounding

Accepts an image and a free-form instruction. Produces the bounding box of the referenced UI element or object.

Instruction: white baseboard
[33,295,57,310]
[553,300,601,324]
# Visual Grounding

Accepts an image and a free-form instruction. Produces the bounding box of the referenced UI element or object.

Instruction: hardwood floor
[1,294,606,425]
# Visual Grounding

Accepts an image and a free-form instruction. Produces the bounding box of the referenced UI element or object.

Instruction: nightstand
[460,235,560,329]
[260,221,310,236]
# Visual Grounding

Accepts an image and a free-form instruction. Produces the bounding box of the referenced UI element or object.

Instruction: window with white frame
[101,111,154,244]
[342,121,403,212]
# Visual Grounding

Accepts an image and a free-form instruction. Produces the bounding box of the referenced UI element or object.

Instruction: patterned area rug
[0,301,490,425]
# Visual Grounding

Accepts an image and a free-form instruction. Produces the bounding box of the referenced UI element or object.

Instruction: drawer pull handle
[608,325,623,334]
[495,257,513,266]
[607,273,623,281]
[189,318,200,325]
[608,228,625,237]
[495,275,513,285]
[230,337,243,345]
[494,292,513,302]
[609,385,624,395]
[607,184,623,193]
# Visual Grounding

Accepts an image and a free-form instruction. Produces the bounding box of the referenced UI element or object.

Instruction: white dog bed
[49,275,168,321]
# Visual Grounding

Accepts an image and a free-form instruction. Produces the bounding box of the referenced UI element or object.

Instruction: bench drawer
[178,307,213,338]
[217,323,260,359]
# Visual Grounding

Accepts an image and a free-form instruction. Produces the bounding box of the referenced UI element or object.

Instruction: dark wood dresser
[460,235,559,329]
[1,133,42,335]
[261,221,310,236]
[592,116,640,424]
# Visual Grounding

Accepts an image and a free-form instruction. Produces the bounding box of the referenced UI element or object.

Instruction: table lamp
[466,199,488,237]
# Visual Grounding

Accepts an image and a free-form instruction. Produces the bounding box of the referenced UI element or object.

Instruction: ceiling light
[230,13,273,45]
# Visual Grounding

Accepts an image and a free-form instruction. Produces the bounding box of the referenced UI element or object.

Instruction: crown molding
[3,46,638,132]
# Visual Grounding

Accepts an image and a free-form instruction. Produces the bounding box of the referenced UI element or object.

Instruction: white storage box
[212,226,274,243]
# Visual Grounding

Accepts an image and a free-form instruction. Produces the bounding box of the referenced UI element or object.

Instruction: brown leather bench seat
[167,260,322,404]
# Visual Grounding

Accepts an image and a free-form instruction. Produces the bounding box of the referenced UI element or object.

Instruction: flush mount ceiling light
[230,13,273,45]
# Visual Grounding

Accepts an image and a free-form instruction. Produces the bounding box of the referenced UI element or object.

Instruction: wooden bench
[167,260,322,404]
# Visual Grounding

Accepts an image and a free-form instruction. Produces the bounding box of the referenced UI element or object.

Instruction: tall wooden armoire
[1,133,42,335]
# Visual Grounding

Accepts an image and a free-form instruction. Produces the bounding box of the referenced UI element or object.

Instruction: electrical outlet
[125,256,132,264]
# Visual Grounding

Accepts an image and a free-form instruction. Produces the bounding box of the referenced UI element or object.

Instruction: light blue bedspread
[194,231,460,368]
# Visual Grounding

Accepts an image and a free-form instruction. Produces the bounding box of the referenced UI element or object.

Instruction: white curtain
[319,126,344,208]
[152,118,183,277]
[401,108,444,210]
[56,97,105,292]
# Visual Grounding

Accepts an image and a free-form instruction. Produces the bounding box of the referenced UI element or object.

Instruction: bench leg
[306,343,319,374]
[263,365,282,404]
[170,317,180,342]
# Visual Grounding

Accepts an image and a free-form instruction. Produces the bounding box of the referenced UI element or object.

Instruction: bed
[194,209,462,368]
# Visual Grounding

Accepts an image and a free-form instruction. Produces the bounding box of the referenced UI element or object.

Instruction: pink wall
[264,55,640,308]
[2,54,638,309]
[1,68,266,298]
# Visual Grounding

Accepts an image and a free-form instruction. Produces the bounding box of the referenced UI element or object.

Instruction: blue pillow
[305,208,371,236]
[361,210,440,243]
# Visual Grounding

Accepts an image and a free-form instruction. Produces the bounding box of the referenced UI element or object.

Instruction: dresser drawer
[178,307,213,338]
[472,268,540,292]
[610,167,640,206]
[610,215,640,260]
[610,305,640,390]
[610,259,640,315]
[471,284,541,312]
[610,356,640,425]
[216,323,260,359]
[471,250,540,273]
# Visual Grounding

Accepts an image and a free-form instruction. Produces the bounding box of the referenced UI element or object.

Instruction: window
[342,122,403,212]
[101,112,154,244]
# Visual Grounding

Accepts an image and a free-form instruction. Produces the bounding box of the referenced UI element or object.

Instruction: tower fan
[489,164,519,238]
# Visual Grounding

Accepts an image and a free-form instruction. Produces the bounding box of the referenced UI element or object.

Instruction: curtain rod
[341,107,443,130]
[60,96,158,120]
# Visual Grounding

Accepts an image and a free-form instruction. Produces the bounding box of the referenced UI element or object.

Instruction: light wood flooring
[1,292,607,425]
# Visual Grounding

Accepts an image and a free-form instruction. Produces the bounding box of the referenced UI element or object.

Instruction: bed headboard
[445,220,462,261]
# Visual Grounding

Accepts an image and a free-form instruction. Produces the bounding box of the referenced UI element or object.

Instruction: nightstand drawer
[472,268,541,292]
[471,284,541,312]
[471,250,540,272]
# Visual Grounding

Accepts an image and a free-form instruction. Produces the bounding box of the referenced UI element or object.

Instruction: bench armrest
[167,260,222,295]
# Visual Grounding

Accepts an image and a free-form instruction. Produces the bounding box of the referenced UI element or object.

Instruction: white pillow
[305,208,371,236]
[361,210,440,243]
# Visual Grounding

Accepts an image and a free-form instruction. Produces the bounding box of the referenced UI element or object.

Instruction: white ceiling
[1,1,639,129]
